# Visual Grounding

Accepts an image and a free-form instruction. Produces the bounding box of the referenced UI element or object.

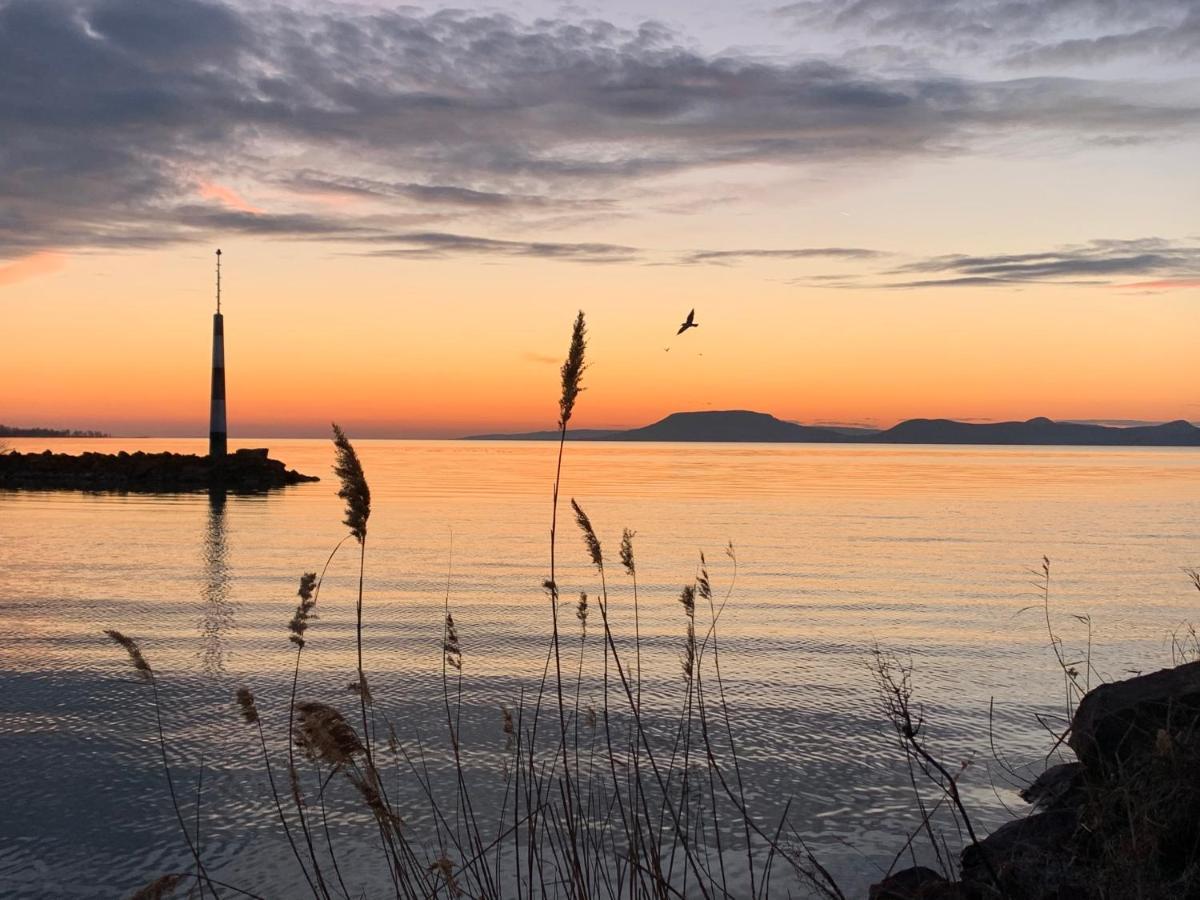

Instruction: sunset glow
[1,0,1197,437]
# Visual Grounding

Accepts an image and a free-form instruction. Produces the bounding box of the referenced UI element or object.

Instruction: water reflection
[200,489,233,674]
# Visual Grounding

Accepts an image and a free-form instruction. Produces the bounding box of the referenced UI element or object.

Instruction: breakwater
[0,447,318,493]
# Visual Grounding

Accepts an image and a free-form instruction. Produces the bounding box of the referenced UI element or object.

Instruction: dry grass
[103,310,851,900]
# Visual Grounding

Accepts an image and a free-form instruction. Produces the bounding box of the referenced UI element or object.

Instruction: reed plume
[294,701,364,769]
[443,612,462,671]
[619,528,636,576]
[679,584,697,680]
[235,687,259,724]
[104,629,151,681]
[430,855,463,897]
[697,553,712,603]
[331,423,370,543]
[571,498,603,569]
[549,312,587,894]
[678,584,696,620]
[558,311,587,429]
[348,766,402,831]
[332,423,375,774]
[287,572,319,647]
[576,591,589,635]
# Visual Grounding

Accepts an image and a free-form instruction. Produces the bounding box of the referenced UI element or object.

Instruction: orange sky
[1,1,1198,437]
[2,232,1197,437]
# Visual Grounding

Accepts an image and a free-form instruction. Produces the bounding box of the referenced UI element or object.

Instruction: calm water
[2,438,1198,897]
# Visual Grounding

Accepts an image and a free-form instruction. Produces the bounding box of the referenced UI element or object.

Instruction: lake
[1,438,1198,897]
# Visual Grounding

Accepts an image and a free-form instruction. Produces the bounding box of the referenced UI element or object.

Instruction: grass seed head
[294,701,364,768]
[288,571,319,647]
[571,498,603,568]
[619,528,636,576]
[235,686,259,724]
[678,584,696,620]
[576,591,589,635]
[331,423,371,543]
[104,629,152,682]
[558,311,587,429]
[444,612,462,671]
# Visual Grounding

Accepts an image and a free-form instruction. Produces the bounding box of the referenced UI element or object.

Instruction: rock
[0,449,319,494]
[1069,661,1200,774]
[1020,762,1084,811]
[869,866,960,899]
[960,809,1083,897]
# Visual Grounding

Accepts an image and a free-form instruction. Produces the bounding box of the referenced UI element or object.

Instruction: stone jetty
[0,447,318,493]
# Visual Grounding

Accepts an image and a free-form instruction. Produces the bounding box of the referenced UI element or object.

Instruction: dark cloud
[281,171,613,212]
[778,0,1198,68]
[878,238,1200,288]
[1,0,1198,259]
[682,247,885,265]
[1004,10,1200,68]
[356,232,639,263]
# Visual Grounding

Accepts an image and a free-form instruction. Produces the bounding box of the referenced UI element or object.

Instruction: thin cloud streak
[681,247,886,265]
[790,238,1200,289]
[354,232,641,263]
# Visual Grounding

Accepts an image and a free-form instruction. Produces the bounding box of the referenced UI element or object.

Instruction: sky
[0,0,1197,437]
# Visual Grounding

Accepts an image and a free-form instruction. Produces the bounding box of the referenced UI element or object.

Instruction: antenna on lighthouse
[215,248,222,314]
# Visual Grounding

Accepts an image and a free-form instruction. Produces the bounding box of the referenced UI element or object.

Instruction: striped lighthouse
[209,249,227,459]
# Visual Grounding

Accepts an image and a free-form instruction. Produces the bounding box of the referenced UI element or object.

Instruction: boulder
[1019,761,1084,811]
[869,866,961,899]
[960,809,1083,897]
[1069,661,1200,773]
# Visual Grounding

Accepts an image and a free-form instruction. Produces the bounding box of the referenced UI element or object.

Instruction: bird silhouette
[676,308,698,335]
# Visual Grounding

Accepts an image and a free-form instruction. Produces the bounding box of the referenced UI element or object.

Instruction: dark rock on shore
[873,661,1200,899]
[0,447,319,494]
[1069,660,1200,773]
[869,866,960,899]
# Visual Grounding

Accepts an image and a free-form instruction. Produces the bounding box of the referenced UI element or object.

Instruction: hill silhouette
[615,410,846,442]
[877,416,1200,445]
[464,411,1200,446]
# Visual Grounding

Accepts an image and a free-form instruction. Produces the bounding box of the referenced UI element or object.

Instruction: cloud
[777,1,1199,68]
[848,238,1200,289]
[1,0,1198,260]
[197,181,262,215]
[1114,277,1200,291]
[681,247,885,265]
[280,171,610,211]
[0,249,66,287]
[357,232,639,263]
[522,351,562,365]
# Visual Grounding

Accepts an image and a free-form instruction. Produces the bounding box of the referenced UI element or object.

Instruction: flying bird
[676,309,698,335]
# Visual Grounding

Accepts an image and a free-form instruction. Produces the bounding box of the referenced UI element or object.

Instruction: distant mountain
[615,410,846,442]
[813,425,882,438]
[876,417,1200,446]
[463,411,1200,446]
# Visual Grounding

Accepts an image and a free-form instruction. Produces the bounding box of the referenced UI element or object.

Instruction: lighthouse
[209,249,227,459]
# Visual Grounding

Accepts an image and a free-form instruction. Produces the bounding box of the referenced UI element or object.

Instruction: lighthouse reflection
[200,489,233,675]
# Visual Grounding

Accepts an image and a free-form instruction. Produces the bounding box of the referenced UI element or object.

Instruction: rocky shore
[872,660,1200,899]
[0,447,319,493]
